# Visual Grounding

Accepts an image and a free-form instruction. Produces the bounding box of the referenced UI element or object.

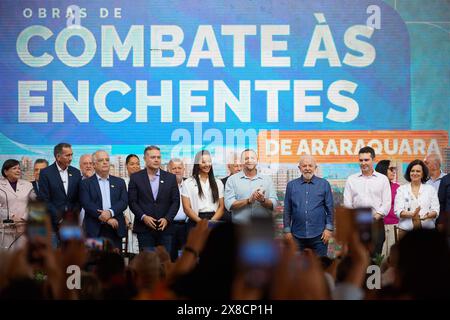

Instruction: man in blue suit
[79,150,128,250]
[32,158,48,200]
[39,143,82,233]
[128,146,180,253]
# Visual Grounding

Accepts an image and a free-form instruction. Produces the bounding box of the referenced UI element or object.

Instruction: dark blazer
[38,162,82,230]
[128,169,180,234]
[79,174,127,238]
[438,173,450,225]
[32,181,41,200]
[221,176,232,222]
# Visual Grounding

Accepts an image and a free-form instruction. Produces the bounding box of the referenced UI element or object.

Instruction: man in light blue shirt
[224,149,278,224]
[79,150,128,250]
[424,153,446,192]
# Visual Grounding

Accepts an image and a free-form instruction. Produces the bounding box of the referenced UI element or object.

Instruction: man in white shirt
[343,146,391,255]
[39,143,82,235]
[167,158,188,261]
[424,153,446,191]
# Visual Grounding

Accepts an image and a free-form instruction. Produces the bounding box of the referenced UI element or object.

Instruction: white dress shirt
[181,177,224,215]
[174,183,187,221]
[394,183,440,231]
[343,171,391,216]
[96,174,114,216]
[56,163,69,195]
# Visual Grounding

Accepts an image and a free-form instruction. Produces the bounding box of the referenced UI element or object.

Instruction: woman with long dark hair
[375,160,400,258]
[181,150,224,226]
[124,154,141,255]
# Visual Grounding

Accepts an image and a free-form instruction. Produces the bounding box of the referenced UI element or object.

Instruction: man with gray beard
[283,155,334,257]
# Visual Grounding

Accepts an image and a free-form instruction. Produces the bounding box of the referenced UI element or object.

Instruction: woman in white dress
[124,154,141,255]
[395,159,439,239]
[181,150,224,227]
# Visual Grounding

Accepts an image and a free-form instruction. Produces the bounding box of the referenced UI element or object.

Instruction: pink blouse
[384,182,400,225]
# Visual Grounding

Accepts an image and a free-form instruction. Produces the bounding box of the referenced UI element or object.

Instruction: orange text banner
[257,130,449,163]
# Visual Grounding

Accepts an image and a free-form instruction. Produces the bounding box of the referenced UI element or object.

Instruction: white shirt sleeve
[180,179,190,198]
[343,177,354,209]
[217,179,224,198]
[429,186,440,217]
[379,175,392,216]
[394,185,406,218]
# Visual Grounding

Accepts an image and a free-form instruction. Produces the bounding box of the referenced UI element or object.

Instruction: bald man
[283,155,334,257]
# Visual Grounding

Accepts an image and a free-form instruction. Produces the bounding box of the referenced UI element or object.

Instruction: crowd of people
[0,143,449,300]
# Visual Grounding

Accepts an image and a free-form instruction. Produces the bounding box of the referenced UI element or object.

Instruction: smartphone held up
[335,206,382,249]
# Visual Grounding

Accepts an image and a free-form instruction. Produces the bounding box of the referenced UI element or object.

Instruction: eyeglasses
[388,167,397,172]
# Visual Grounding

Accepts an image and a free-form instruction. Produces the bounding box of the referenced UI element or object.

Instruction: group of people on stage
[1,142,450,300]
[0,144,277,260]
[0,143,449,264]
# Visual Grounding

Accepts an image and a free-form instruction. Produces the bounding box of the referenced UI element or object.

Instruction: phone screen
[85,238,104,250]
[27,202,49,241]
[26,201,50,265]
[59,225,83,241]
[355,208,373,244]
[335,206,375,245]
[238,216,278,288]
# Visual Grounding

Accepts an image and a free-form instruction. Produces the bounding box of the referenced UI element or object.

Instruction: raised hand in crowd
[271,237,329,300]
[167,219,210,281]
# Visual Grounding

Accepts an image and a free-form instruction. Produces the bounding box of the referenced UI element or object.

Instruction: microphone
[0,188,13,224]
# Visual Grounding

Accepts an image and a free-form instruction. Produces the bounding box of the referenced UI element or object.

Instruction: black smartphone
[354,207,373,244]
[238,215,278,288]
[207,220,224,229]
[26,201,51,265]
[335,206,377,246]
[27,201,49,241]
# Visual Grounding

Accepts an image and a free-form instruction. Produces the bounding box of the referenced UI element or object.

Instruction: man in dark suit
[128,145,180,253]
[80,150,127,250]
[32,158,48,199]
[167,158,188,261]
[39,143,82,233]
[438,173,450,234]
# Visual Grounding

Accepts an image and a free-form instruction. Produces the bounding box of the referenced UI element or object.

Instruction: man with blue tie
[79,150,128,250]
[128,146,180,253]
[39,143,82,234]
